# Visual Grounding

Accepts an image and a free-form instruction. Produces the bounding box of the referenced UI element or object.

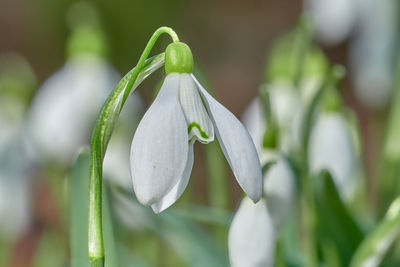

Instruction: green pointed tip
[263,122,279,149]
[66,25,108,59]
[165,42,193,74]
[322,89,342,113]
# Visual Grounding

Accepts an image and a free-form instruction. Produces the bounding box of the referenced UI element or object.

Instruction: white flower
[228,197,275,267]
[264,157,296,230]
[27,56,121,165]
[130,71,262,213]
[304,0,358,45]
[308,112,357,201]
[349,0,398,109]
[242,89,297,230]
[241,82,302,159]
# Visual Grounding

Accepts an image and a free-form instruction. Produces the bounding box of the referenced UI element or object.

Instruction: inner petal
[178,74,214,144]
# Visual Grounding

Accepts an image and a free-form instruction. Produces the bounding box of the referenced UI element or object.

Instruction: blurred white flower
[308,112,357,201]
[228,197,275,267]
[130,72,262,213]
[0,53,36,241]
[27,56,120,165]
[241,82,302,159]
[242,90,297,230]
[0,140,32,240]
[304,0,358,45]
[350,0,398,109]
[264,157,296,230]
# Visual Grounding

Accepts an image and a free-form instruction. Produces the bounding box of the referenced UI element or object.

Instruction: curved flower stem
[122,27,179,102]
[88,27,178,267]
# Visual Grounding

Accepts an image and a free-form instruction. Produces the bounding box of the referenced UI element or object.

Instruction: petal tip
[151,203,167,214]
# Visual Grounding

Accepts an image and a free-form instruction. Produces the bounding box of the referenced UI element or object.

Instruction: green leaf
[350,197,400,267]
[156,211,229,267]
[313,170,363,265]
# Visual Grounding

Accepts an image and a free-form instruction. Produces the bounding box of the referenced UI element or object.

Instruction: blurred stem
[301,172,318,267]
[88,27,178,266]
[298,66,345,267]
[293,16,313,87]
[379,49,400,216]
[203,81,230,246]
[205,140,229,246]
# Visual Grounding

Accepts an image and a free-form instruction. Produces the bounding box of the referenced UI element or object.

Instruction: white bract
[130,42,262,213]
[228,197,275,267]
[308,112,357,202]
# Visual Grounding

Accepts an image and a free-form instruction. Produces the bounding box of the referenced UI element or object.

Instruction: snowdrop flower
[228,197,275,267]
[0,54,35,240]
[304,0,358,45]
[242,92,296,230]
[27,56,120,165]
[25,23,147,167]
[130,42,262,213]
[241,83,302,159]
[264,157,296,230]
[308,112,357,202]
[349,0,398,109]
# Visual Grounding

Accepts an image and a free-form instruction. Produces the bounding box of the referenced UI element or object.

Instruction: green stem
[88,27,178,266]
[122,27,179,102]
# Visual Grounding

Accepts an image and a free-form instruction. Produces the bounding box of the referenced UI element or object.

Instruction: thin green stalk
[88,27,178,266]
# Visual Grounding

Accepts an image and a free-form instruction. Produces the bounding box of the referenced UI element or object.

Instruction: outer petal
[228,198,275,267]
[192,74,263,202]
[130,73,189,206]
[151,144,194,213]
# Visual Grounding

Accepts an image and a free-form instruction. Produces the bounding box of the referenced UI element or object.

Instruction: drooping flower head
[130,42,263,213]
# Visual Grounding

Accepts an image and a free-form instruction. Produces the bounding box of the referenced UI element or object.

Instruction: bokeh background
[1,0,399,266]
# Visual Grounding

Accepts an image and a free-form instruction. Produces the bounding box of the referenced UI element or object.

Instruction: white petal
[130,73,189,206]
[228,198,275,267]
[151,144,194,213]
[179,74,214,144]
[192,74,263,202]
[308,113,356,202]
[264,157,295,230]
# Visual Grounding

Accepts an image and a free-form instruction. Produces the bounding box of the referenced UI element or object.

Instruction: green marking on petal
[188,122,209,139]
